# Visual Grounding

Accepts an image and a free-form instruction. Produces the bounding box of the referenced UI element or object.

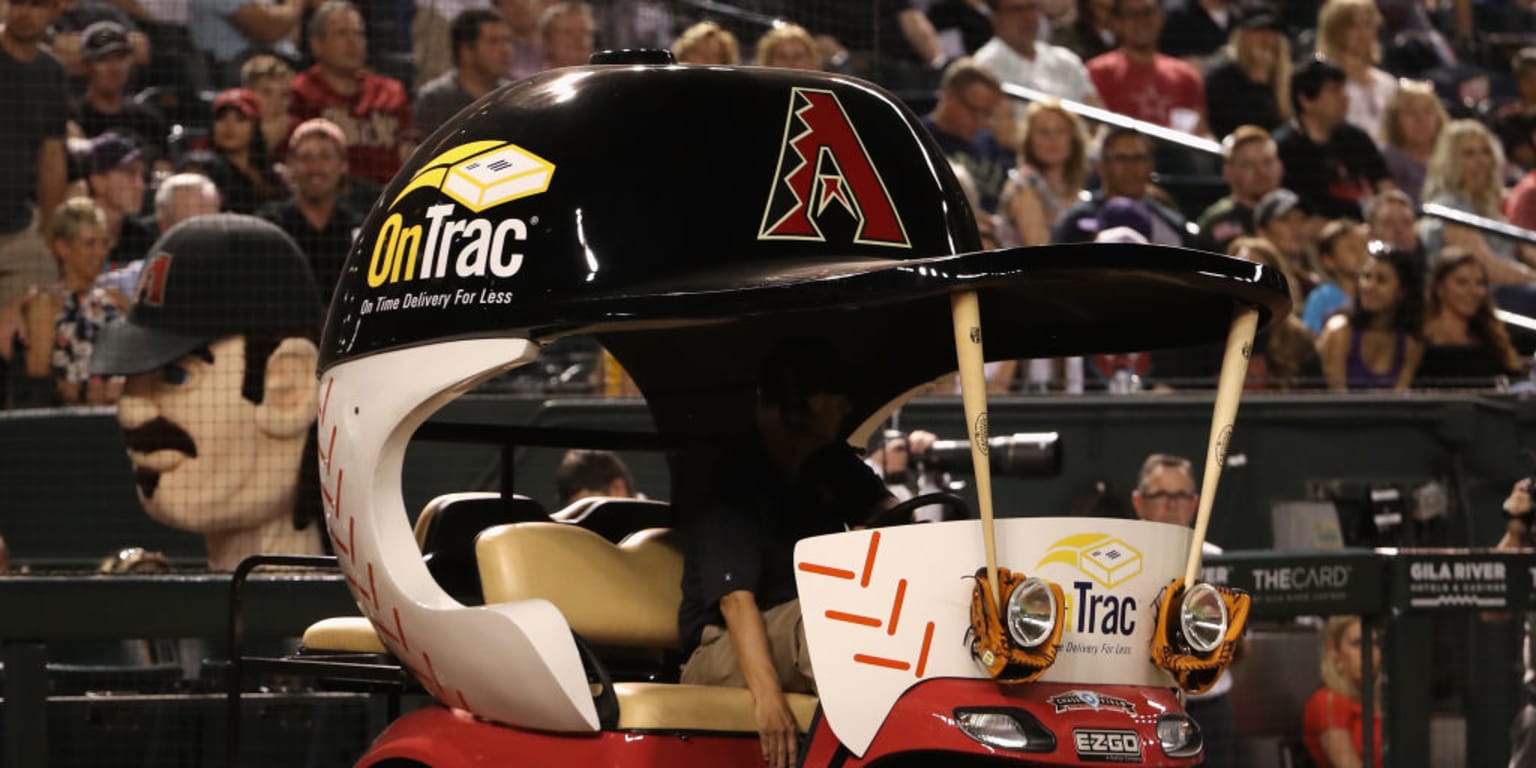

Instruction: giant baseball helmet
[316,53,1289,733]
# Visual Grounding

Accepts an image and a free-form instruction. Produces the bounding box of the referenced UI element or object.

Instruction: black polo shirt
[1274,120,1387,221]
[678,437,891,656]
[257,197,360,304]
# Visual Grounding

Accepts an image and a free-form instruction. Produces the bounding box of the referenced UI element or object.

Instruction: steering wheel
[864,492,972,528]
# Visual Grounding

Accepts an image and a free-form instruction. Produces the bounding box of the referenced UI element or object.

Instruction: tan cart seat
[477,523,683,649]
[302,616,388,654]
[307,521,823,734]
[479,523,822,733]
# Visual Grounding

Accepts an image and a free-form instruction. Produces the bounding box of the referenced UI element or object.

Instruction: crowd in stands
[2,0,1536,406]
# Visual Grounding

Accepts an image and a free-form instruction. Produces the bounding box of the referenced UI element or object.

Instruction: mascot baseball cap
[91,214,324,376]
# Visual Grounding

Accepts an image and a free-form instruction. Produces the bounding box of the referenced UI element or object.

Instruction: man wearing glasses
[1130,452,1235,768]
[922,58,1015,214]
[1051,126,1191,245]
[1131,453,1202,526]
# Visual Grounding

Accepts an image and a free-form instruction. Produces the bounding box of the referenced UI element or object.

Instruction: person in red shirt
[1086,0,1208,135]
[290,0,412,185]
[1303,615,1383,768]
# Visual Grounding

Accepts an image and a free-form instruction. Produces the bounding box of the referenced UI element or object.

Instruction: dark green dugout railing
[1207,547,1536,768]
[0,571,360,768]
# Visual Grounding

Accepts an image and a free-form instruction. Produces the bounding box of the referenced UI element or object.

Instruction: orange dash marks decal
[854,654,911,671]
[826,610,882,628]
[457,690,470,709]
[887,579,908,636]
[799,562,856,580]
[333,469,343,517]
[320,482,334,508]
[368,562,380,610]
[860,531,881,587]
[915,622,936,677]
[348,516,356,562]
[394,607,409,652]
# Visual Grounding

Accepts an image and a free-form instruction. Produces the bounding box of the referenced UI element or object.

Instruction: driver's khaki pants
[680,599,817,694]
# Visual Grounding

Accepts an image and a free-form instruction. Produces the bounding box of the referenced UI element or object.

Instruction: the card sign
[1203,550,1383,618]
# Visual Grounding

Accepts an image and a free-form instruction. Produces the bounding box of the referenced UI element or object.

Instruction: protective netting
[0,0,1531,763]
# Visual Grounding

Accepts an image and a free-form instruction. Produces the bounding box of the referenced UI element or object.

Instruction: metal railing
[999,82,1223,157]
[1421,201,1536,248]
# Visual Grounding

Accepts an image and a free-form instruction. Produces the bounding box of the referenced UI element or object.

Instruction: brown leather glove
[968,567,1066,681]
[1148,578,1250,695]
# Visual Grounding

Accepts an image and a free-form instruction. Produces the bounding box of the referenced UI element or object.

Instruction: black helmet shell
[321,65,979,369]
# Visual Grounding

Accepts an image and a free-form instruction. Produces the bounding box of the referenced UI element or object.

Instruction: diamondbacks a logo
[136,252,173,307]
[1037,534,1145,589]
[759,88,910,248]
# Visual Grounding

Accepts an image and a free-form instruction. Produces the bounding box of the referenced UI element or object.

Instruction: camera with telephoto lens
[919,432,1062,478]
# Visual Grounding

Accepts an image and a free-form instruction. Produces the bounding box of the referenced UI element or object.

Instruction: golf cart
[302,51,1289,767]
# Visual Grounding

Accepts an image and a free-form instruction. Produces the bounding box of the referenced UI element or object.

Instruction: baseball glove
[1148,578,1250,695]
[968,566,1065,681]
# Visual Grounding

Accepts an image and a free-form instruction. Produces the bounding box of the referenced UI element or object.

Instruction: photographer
[1499,479,1536,768]
[865,429,950,523]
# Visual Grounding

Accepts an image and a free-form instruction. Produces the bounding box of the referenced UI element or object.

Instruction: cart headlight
[1179,582,1228,653]
[955,708,1056,752]
[1157,714,1203,758]
[1005,577,1058,649]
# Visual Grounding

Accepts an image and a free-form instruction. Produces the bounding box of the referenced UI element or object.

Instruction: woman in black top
[1204,9,1291,139]
[208,88,285,215]
[1417,248,1526,388]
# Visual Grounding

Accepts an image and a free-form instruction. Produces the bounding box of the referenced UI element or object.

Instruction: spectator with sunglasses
[922,58,1015,214]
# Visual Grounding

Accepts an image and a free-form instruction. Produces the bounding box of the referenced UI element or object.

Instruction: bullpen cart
[281,51,1291,767]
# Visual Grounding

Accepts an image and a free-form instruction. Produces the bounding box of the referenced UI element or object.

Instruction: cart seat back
[476,522,820,734]
[477,522,682,649]
[551,497,675,544]
[417,492,549,604]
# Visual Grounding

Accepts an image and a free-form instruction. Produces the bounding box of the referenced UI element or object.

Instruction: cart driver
[678,338,898,768]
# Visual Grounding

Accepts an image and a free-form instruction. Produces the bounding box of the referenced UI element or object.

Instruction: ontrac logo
[1037,534,1144,589]
[758,87,910,249]
[366,141,555,288]
[1036,534,1143,637]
